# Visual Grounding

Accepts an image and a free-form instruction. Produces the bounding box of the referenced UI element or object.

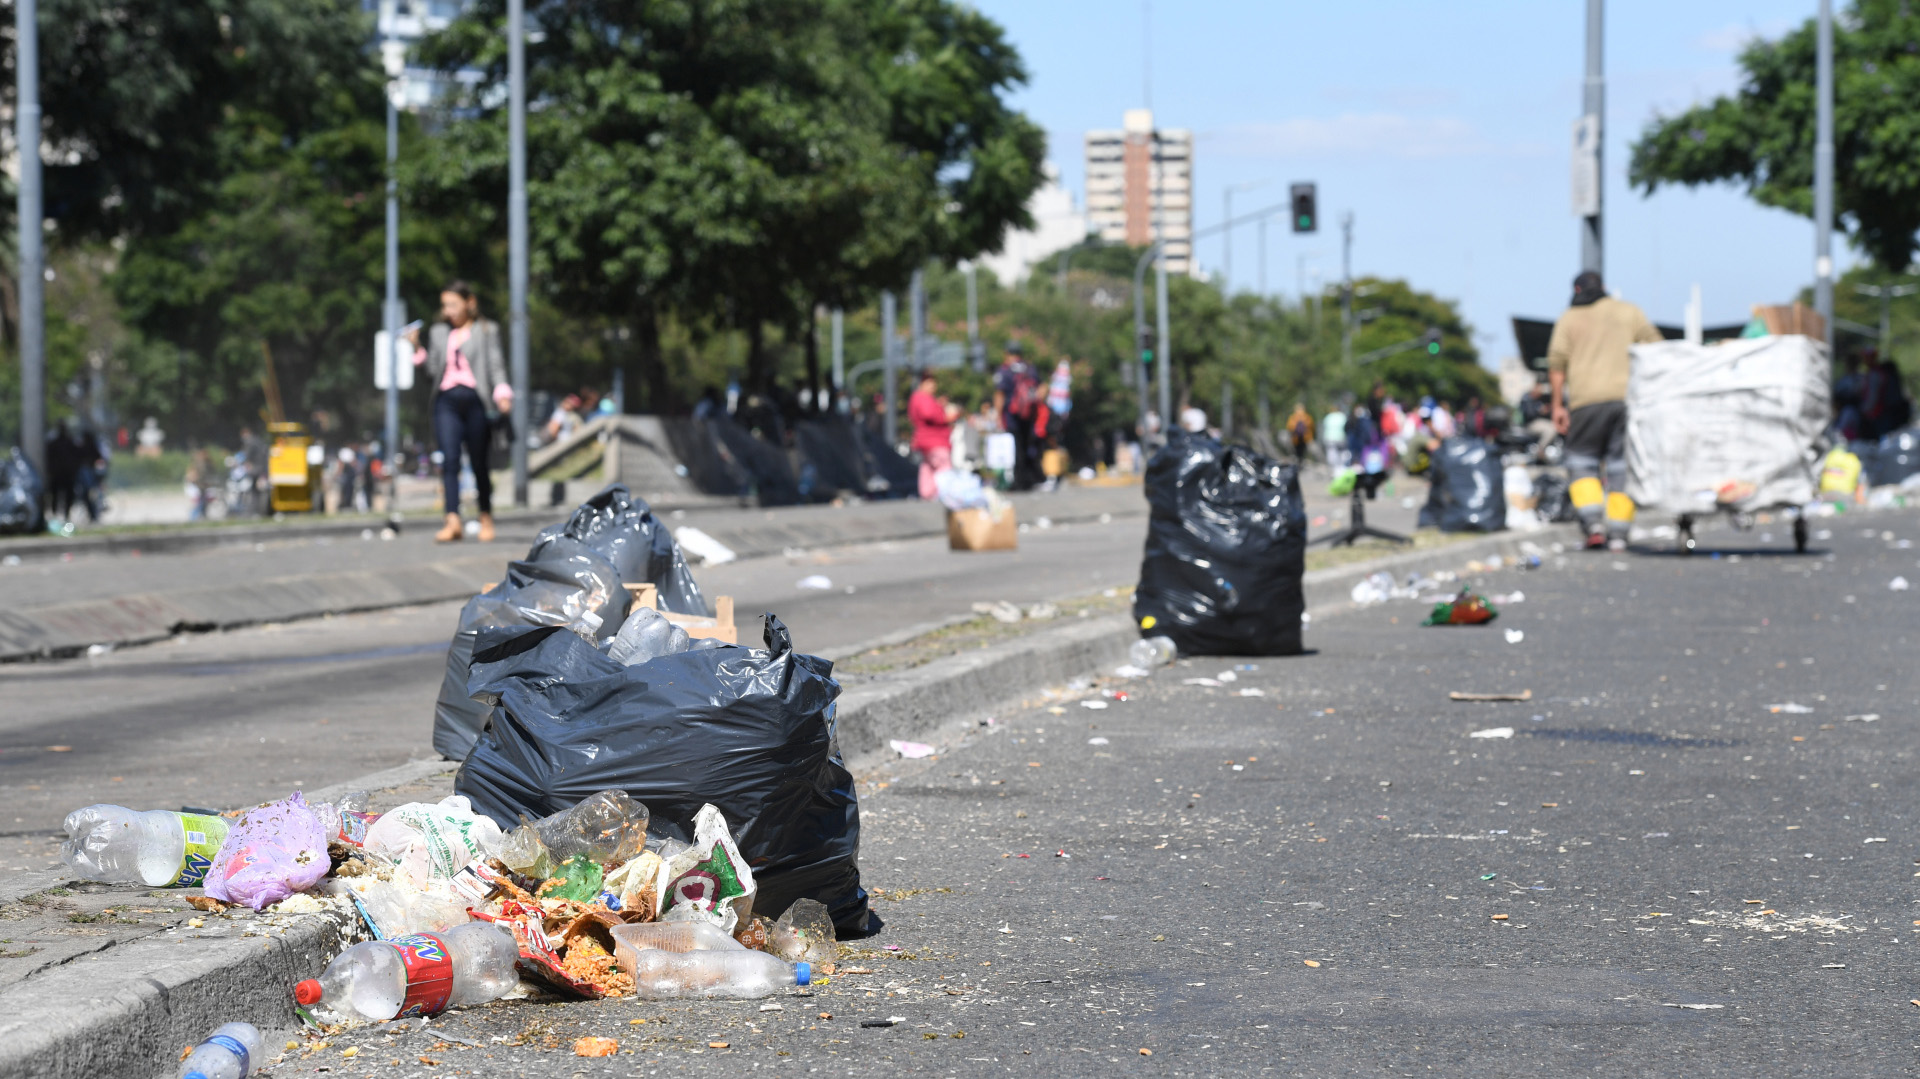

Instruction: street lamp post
[380,1,403,505]
[508,0,531,507]
[1814,0,1836,358]
[1580,0,1604,275]
[15,0,42,480]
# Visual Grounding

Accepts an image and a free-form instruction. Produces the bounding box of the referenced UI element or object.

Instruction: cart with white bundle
[1625,334,1830,554]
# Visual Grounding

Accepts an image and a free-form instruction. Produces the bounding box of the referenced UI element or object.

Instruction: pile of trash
[58,483,866,1022]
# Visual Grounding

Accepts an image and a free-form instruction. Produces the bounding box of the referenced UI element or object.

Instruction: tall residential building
[1084,109,1193,275]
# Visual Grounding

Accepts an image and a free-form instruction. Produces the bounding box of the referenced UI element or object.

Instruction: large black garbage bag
[0,447,44,535]
[432,537,632,761]
[1417,437,1507,532]
[454,618,870,935]
[537,482,708,615]
[1132,434,1307,656]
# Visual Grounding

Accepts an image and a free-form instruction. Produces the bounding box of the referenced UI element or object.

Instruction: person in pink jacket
[908,368,960,500]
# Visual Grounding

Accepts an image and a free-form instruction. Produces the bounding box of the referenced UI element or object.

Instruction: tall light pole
[1155,252,1171,426]
[909,268,927,376]
[380,1,403,500]
[965,263,982,371]
[15,0,42,480]
[880,290,897,444]
[1580,0,1604,275]
[1340,212,1354,366]
[507,0,531,507]
[830,307,845,413]
[1814,0,1835,358]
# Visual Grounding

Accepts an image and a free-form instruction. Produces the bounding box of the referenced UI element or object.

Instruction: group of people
[43,421,110,525]
[1313,389,1494,474]
[1834,348,1912,445]
[907,341,1074,499]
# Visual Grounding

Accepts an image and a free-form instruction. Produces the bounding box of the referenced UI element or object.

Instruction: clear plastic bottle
[610,921,744,973]
[294,922,520,1021]
[607,606,691,666]
[1129,635,1176,668]
[177,1021,265,1079]
[60,805,231,888]
[628,949,810,1000]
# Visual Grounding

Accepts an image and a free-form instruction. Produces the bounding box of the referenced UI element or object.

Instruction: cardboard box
[623,582,737,643]
[948,505,1017,551]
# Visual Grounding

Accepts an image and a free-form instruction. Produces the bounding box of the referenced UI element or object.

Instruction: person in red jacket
[908,368,960,500]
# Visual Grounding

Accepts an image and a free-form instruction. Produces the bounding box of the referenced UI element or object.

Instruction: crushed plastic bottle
[1128,636,1177,668]
[766,898,838,968]
[606,606,691,666]
[314,790,377,848]
[499,789,650,879]
[60,805,231,888]
[294,922,520,1021]
[609,921,745,972]
[625,948,810,999]
[177,1022,265,1079]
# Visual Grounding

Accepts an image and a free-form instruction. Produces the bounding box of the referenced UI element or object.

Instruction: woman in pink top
[908,368,960,500]
[406,281,513,542]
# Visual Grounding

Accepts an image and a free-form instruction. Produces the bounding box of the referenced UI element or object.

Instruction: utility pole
[1340,212,1354,366]
[830,308,845,413]
[15,0,42,479]
[1257,216,1267,296]
[507,0,531,507]
[965,264,982,371]
[380,0,403,502]
[1580,0,1605,275]
[881,290,898,444]
[909,268,927,375]
[1133,246,1156,440]
[1815,0,1836,358]
[1155,251,1172,428]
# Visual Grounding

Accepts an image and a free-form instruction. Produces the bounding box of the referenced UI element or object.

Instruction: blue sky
[969,0,1838,364]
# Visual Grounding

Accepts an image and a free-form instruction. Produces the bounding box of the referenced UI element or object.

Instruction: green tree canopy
[1629,0,1920,273]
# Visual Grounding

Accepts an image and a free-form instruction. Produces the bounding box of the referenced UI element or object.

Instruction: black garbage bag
[0,447,44,535]
[431,536,632,761]
[453,617,870,936]
[1417,437,1507,532]
[537,482,708,615]
[1531,470,1576,523]
[1132,433,1307,656]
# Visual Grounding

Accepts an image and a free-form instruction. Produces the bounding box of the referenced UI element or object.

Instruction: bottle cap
[294,978,322,1006]
[795,962,811,986]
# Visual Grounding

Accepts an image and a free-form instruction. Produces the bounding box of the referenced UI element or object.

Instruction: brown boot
[435,513,464,543]
[477,513,496,543]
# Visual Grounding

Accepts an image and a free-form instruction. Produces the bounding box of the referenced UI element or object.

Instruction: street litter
[1088,737,1111,745]
[1844,714,1880,722]
[1112,663,1151,678]
[1504,629,1525,644]
[1079,700,1109,710]
[1892,576,1911,591]
[1237,688,1266,697]
[674,526,737,566]
[1660,1003,1724,1011]
[1129,636,1176,669]
[1424,591,1499,625]
[1490,591,1525,605]
[1183,677,1224,687]
[1469,727,1515,739]
[889,740,937,759]
[1767,703,1816,714]
[796,575,833,590]
[1449,690,1533,702]
[177,1021,264,1079]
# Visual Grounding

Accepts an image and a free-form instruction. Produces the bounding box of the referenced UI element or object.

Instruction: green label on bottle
[169,814,231,888]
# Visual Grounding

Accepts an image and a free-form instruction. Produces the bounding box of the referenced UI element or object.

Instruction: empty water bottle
[606,606,691,666]
[627,948,810,999]
[60,805,231,888]
[177,1022,264,1079]
[1128,635,1176,668]
[610,921,744,972]
[294,922,520,1021]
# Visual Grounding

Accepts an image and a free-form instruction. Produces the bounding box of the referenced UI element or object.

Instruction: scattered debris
[1449,690,1533,702]
[1469,727,1515,740]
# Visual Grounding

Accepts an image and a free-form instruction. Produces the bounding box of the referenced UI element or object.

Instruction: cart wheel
[1678,515,1695,555]
[1793,517,1808,554]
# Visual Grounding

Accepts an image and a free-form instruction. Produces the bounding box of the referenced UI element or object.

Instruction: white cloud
[1695,18,1793,54]
[1213,113,1543,160]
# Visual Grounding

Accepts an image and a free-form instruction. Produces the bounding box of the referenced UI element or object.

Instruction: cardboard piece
[948,505,1018,551]
[623,582,737,643]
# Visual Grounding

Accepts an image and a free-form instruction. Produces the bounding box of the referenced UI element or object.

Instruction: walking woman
[408,281,512,542]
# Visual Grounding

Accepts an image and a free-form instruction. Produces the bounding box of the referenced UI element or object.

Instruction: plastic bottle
[610,921,745,972]
[1128,636,1176,668]
[60,805,232,888]
[313,791,378,849]
[294,922,520,1021]
[607,606,691,666]
[177,1022,265,1079]
[628,948,810,1000]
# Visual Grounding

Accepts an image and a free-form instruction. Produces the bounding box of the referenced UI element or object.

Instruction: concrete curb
[0,523,1553,1079]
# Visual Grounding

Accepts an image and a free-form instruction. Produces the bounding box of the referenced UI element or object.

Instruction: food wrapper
[602,850,663,917]
[653,805,756,934]
[475,899,611,1000]
[202,793,329,911]
[1422,591,1498,626]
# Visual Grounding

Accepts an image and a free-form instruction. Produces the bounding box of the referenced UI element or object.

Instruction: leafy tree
[1343,277,1494,406]
[1629,0,1920,273]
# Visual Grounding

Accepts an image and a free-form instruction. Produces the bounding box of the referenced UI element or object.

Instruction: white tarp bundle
[1626,335,1830,513]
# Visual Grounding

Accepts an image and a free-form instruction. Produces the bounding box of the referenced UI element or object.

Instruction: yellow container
[267,422,322,513]
[1818,447,1862,501]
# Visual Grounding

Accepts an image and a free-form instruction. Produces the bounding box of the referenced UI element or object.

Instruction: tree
[411,0,1044,407]
[1343,277,1494,405]
[1629,0,1920,273]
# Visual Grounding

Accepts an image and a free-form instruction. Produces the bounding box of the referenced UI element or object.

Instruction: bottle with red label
[294,922,520,1021]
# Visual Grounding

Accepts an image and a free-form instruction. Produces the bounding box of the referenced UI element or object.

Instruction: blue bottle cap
[795,961,812,986]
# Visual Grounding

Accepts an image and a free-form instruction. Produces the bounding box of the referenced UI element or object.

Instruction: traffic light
[1290,182,1317,234]
[1138,327,1156,364]
[1425,328,1442,355]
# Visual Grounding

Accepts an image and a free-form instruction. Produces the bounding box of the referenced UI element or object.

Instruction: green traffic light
[1298,215,1311,229]
[1427,341,1440,355]
[1141,350,1154,364]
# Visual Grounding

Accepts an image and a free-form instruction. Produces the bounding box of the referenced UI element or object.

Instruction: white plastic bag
[362,795,505,885]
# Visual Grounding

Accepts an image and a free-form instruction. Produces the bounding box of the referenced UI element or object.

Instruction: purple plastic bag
[202,793,329,910]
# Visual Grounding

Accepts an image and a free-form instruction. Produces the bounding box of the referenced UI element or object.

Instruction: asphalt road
[243,507,1920,1077]
[0,514,1154,855]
